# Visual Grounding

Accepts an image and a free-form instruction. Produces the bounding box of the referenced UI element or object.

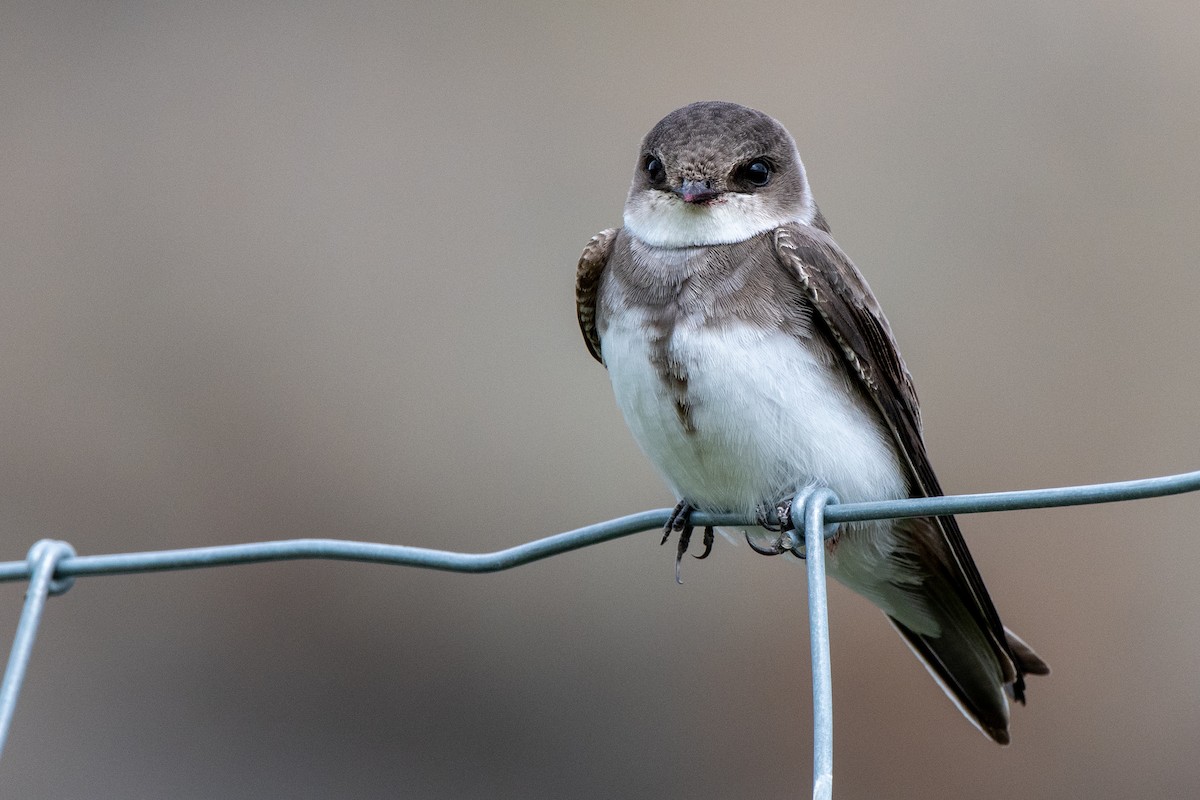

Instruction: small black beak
[674,179,721,204]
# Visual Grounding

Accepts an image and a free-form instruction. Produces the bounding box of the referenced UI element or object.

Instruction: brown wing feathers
[576,228,617,365]
[772,224,1025,689]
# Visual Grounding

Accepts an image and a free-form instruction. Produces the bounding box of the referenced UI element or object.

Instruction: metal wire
[801,488,839,800]
[0,540,75,759]
[2,468,1199,796]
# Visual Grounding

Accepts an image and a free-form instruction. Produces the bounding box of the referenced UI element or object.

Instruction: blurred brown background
[3,2,1200,798]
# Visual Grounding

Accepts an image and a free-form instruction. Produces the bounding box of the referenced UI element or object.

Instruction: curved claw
[664,502,716,582]
[745,529,788,556]
[662,501,696,584]
[673,525,693,584]
[693,526,714,560]
[755,505,783,533]
[755,499,795,533]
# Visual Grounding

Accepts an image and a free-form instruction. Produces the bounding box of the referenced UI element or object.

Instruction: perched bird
[575,101,1048,743]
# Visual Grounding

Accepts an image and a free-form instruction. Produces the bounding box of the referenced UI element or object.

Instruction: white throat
[623,189,815,248]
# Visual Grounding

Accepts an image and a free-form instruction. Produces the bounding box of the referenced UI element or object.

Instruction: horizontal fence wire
[3,467,1200,798]
[4,468,1199,582]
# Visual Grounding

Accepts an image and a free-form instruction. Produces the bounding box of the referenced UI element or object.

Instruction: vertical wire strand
[0,540,75,759]
[801,489,838,800]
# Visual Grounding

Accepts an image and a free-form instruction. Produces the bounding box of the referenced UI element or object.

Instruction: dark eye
[644,155,665,183]
[740,159,771,187]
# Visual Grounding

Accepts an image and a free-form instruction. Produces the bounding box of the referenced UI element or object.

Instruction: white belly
[602,309,944,633]
[601,310,907,515]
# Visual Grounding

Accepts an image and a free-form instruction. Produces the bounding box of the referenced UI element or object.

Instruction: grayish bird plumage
[576,101,1047,743]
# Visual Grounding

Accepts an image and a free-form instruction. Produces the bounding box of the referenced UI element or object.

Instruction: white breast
[601,302,944,634]
[600,309,907,515]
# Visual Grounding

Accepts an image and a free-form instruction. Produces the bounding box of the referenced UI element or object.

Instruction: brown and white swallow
[575,101,1048,743]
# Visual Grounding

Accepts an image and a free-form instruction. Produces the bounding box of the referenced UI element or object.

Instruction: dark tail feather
[889,616,1049,744]
[1003,626,1050,705]
[889,617,1015,744]
[1006,627,1051,676]
[878,517,1049,743]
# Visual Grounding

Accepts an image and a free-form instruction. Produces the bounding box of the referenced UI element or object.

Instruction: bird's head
[623,101,817,248]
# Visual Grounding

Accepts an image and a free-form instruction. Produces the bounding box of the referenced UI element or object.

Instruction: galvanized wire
[801,488,839,800]
[0,540,75,759]
[2,468,1200,797]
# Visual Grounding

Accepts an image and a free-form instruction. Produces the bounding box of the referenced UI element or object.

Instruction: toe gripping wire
[0,540,76,760]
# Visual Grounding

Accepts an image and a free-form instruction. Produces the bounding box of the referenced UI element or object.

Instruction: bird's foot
[662,501,714,584]
[754,500,793,533]
[748,500,804,559]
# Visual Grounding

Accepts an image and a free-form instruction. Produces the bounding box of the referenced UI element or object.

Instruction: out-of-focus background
[3,2,1199,797]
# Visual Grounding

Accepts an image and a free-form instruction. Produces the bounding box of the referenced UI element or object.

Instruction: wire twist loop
[26,540,76,596]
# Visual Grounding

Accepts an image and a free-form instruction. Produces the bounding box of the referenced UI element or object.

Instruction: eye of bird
[644,155,665,184]
[740,159,771,187]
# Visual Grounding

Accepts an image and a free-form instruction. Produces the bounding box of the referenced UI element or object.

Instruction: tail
[825,515,1049,743]
[890,611,1049,745]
